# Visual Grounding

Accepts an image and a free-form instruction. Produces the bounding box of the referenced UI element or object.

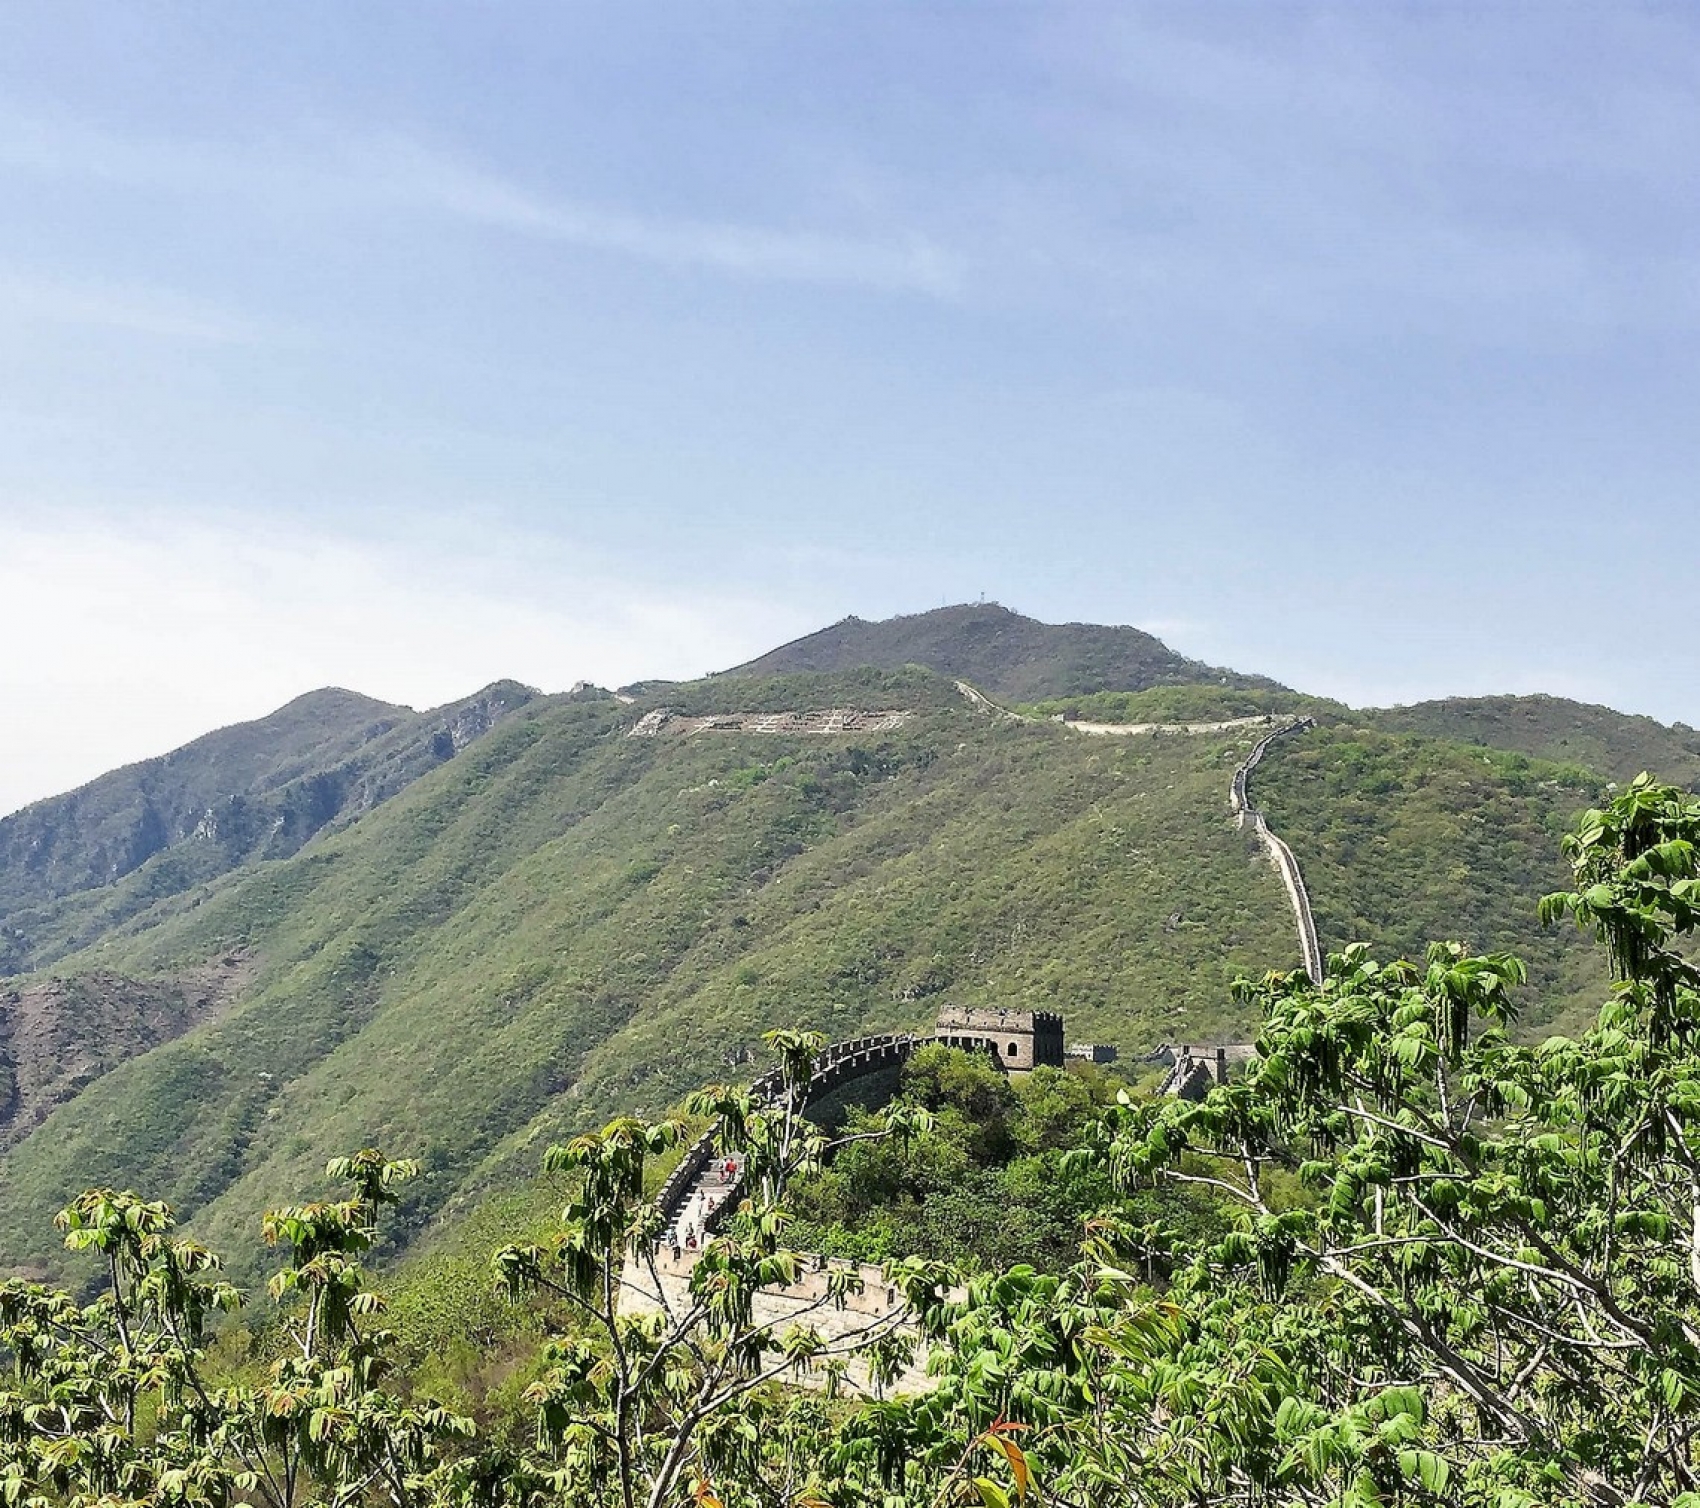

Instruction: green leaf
[1398,1448,1449,1494]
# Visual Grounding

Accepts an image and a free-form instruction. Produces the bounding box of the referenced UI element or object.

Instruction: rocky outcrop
[0,952,256,1146]
[0,682,537,976]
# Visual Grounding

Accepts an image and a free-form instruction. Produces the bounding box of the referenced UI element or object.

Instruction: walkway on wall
[1230,719,1325,984]
[623,1031,956,1394]
[652,1032,935,1246]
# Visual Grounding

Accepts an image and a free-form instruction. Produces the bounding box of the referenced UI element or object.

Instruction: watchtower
[933,1006,1065,1070]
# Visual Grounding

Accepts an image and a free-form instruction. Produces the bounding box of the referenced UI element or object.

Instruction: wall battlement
[933,1006,1064,1070]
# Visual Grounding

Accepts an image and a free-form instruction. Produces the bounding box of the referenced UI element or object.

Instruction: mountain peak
[724,602,1280,703]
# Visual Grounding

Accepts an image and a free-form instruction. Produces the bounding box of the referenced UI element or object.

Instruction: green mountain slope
[4,611,1697,1295]
[0,673,1302,1281]
[1364,695,1700,788]
[0,688,402,904]
[0,952,255,1151]
[0,682,537,974]
[721,603,1284,702]
[1251,724,1611,1035]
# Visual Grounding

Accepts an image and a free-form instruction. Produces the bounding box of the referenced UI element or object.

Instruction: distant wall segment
[1230,719,1324,984]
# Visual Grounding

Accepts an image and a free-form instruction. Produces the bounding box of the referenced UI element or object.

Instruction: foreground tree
[0,1149,471,1508]
[479,1028,939,1508]
[0,1031,933,1508]
[837,776,1700,1506]
[9,779,1700,1508]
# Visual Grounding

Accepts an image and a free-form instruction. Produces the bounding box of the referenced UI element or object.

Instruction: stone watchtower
[933,1006,1065,1070]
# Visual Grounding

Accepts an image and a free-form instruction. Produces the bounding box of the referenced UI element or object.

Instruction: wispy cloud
[362,139,964,296]
[0,271,265,343]
[0,116,964,298]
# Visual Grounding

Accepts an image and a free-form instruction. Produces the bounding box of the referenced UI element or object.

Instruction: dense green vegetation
[790,1045,1220,1274]
[1365,692,1700,788]
[658,665,966,716]
[1251,724,1612,1034]
[9,778,1700,1505]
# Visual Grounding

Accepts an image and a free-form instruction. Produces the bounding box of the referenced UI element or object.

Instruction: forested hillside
[0,681,536,974]
[0,669,1301,1283]
[1365,692,1700,787]
[4,606,1698,1294]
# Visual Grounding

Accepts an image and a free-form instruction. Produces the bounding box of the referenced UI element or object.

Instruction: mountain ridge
[0,604,1695,1287]
[720,602,1286,703]
[0,680,540,974]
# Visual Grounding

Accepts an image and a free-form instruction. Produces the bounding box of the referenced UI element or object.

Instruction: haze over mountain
[0,602,1694,1286]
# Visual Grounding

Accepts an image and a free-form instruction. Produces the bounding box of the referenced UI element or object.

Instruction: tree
[477,1028,940,1508]
[0,1149,472,1508]
[841,776,1700,1506]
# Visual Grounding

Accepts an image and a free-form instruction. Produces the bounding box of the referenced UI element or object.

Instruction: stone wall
[1230,719,1325,984]
[628,708,912,738]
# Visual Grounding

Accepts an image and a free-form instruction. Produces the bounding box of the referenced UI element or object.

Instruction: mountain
[0,670,1311,1280]
[1364,694,1700,789]
[720,603,1284,702]
[0,681,538,974]
[0,688,404,906]
[1,608,1696,1288]
[0,665,1633,1288]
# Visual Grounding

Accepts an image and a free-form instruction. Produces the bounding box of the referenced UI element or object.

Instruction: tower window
[1006,1041,1018,1058]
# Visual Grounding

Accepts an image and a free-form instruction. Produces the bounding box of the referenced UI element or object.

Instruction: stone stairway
[664,1154,742,1250]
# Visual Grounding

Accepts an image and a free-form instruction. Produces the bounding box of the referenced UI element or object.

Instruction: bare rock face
[0,952,257,1148]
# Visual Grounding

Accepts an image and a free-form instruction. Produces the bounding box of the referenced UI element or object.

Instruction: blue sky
[1,3,1696,813]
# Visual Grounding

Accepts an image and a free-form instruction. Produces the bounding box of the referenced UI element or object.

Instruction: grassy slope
[1365,695,1700,789]
[0,678,1300,1282]
[1251,725,1610,1035]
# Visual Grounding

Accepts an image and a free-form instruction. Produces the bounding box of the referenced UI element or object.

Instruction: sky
[1,3,1697,815]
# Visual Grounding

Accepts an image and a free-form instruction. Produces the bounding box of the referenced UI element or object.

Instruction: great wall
[628,708,912,737]
[619,1031,956,1394]
[1228,718,1325,984]
[615,688,1328,1391]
